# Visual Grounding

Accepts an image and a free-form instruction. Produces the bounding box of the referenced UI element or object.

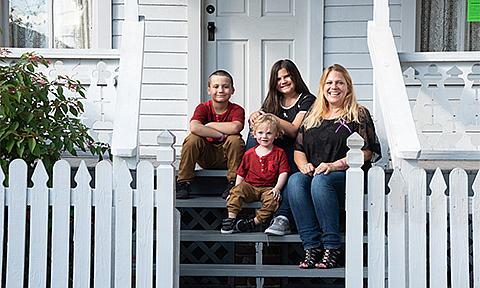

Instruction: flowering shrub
[0,51,110,174]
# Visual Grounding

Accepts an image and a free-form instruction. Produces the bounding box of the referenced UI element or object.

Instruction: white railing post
[345,133,365,288]
[372,0,389,27]
[156,130,179,288]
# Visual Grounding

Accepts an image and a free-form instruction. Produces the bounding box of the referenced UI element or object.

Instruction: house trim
[4,48,119,59]
[308,0,324,91]
[187,0,202,128]
[400,0,416,52]
[93,0,112,49]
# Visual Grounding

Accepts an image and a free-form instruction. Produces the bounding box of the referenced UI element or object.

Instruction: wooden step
[180,264,367,278]
[176,196,261,208]
[180,230,370,243]
[181,230,301,242]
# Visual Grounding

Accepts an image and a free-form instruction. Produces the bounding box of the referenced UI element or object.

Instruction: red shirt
[237,145,290,187]
[191,100,245,125]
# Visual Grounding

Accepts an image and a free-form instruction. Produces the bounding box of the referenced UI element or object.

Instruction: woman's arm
[314,149,373,175]
[294,150,315,175]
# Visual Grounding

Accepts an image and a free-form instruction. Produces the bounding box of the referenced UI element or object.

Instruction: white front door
[202,0,317,127]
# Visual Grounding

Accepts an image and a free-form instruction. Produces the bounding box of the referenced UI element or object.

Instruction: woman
[243,59,316,236]
[287,64,381,269]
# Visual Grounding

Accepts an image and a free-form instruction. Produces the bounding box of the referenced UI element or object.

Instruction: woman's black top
[295,106,381,167]
[273,92,316,150]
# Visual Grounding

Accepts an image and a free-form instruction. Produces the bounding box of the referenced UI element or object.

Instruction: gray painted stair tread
[181,230,368,243]
[176,196,261,208]
[180,264,367,278]
[181,230,301,242]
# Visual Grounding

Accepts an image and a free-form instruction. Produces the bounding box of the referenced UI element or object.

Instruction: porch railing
[0,131,179,288]
[345,133,480,288]
[399,52,480,159]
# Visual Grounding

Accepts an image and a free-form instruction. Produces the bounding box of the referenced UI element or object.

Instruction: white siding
[323,0,402,108]
[113,0,188,157]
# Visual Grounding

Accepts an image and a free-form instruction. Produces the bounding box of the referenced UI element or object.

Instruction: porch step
[180,264,366,278]
[180,230,368,243]
[176,196,260,208]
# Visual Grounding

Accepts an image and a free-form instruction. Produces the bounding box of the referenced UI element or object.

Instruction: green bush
[0,50,110,174]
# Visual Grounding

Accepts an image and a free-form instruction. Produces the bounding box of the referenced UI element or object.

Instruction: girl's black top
[274,93,316,150]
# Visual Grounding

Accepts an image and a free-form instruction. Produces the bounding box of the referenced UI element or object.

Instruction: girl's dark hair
[261,59,311,115]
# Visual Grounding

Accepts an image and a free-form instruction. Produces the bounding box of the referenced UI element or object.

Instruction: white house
[1,0,479,287]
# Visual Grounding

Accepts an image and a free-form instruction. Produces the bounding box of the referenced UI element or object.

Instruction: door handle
[207,22,216,41]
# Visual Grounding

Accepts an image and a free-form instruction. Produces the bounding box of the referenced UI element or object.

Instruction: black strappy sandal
[299,248,322,269]
[316,248,344,269]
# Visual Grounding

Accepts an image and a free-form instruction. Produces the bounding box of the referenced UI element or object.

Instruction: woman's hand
[299,162,315,175]
[269,187,282,201]
[249,110,265,125]
[314,162,336,175]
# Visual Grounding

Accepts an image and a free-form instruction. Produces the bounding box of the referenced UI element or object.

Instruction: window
[419,0,480,51]
[1,0,111,49]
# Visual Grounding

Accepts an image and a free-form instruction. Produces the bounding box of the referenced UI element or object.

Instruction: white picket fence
[346,133,480,287]
[0,132,179,288]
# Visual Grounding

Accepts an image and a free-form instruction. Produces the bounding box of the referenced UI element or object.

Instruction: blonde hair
[303,64,360,130]
[251,113,282,137]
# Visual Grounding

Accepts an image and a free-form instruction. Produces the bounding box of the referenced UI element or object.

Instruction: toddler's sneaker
[221,218,237,234]
[236,218,256,232]
[264,215,291,236]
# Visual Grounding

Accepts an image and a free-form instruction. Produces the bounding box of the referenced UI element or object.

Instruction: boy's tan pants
[227,182,280,223]
[177,133,245,183]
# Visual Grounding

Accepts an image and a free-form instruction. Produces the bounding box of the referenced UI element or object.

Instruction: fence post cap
[347,132,364,149]
[157,130,176,146]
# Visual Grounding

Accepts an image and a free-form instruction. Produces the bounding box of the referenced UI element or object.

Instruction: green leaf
[27,63,34,72]
[28,138,36,153]
[17,144,25,158]
[5,139,14,153]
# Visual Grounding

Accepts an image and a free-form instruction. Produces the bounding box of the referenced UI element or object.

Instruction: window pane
[53,0,91,48]
[419,0,460,51]
[9,0,49,48]
[468,22,480,51]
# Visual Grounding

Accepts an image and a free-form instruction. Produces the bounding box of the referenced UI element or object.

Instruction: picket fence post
[345,132,365,288]
[136,160,155,287]
[473,171,480,287]
[429,168,448,288]
[6,159,27,287]
[28,161,49,288]
[387,169,406,288]
[449,168,469,288]
[51,160,71,287]
[0,165,4,285]
[407,168,427,288]
[367,166,385,288]
[94,160,113,287]
[156,130,179,288]
[113,159,133,288]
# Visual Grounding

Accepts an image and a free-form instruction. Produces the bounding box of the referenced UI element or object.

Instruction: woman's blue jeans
[286,171,346,249]
[245,131,297,221]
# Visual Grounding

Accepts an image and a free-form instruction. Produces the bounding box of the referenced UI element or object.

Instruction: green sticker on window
[468,0,480,22]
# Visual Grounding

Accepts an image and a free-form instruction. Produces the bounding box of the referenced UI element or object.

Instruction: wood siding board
[140,115,187,129]
[142,68,187,84]
[324,54,372,69]
[325,0,400,5]
[143,52,187,68]
[141,84,187,100]
[140,99,187,115]
[324,21,401,37]
[324,5,401,22]
[139,0,187,5]
[145,37,188,52]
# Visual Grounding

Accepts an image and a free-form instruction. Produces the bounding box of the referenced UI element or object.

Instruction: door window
[419,0,480,51]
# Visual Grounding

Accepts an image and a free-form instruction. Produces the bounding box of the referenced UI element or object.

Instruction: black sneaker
[221,218,237,234]
[221,180,235,199]
[236,218,256,232]
[176,181,191,199]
